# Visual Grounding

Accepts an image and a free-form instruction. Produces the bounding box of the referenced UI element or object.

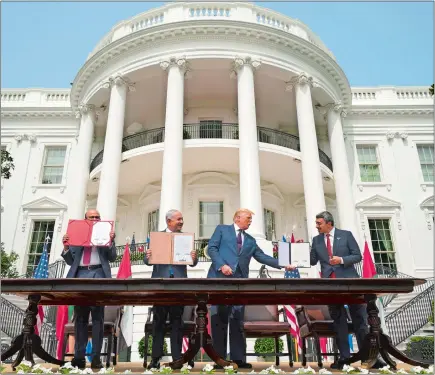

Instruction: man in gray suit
[61,209,117,370]
[310,211,385,369]
[144,209,198,369]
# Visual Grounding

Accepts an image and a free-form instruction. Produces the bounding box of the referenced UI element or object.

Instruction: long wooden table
[0,277,429,371]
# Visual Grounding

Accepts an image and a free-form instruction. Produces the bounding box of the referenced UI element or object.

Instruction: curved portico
[69,2,356,241]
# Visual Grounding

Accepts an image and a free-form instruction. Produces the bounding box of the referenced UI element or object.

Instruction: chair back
[182,306,196,322]
[303,305,332,321]
[244,305,279,322]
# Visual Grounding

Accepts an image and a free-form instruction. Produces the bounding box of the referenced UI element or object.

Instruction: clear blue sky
[1,1,433,88]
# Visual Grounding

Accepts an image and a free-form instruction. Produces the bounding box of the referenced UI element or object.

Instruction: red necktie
[326,234,336,278]
[83,246,91,265]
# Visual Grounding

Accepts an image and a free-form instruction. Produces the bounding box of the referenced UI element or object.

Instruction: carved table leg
[345,294,429,370]
[167,298,238,370]
[1,294,65,370]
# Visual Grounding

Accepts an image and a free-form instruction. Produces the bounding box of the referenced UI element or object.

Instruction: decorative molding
[22,196,68,211]
[187,189,194,209]
[359,208,365,230]
[261,183,285,203]
[31,184,67,194]
[420,183,433,192]
[423,208,432,230]
[22,210,28,232]
[102,73,135,92]
[315,101,347,119]
[395,208,402,230]
[285,72,314,91]
[355,194,401,209]
[14,134,37,143]
[386,131,409,141]
[185,172,238,188]
[357,183,392,192]
[2,111,75,119]
[160,56,189,74]
[349,108,433,117]
[57,209,65,232]
[230,56,261,78]
[75,103,97,119]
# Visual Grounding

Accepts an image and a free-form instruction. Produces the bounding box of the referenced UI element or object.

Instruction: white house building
[1,1,433,361]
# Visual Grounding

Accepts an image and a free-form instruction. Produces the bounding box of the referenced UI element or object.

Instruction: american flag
[283,268,302,353]
[182,336,189,353]
[33,235,50,335]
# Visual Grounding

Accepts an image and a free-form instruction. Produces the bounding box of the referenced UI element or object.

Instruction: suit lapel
[319,234,329,257]
[333,230,340,256]
[228,225,238,253]
[240,233,250,255]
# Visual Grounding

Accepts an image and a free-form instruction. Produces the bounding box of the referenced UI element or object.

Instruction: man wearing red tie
[309,211,385,369]
[61,209,117,370]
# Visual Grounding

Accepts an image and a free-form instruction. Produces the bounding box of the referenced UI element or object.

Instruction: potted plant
[138,335,168,359]
[254,337,283,362]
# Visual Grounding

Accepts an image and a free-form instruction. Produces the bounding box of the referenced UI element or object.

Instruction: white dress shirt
[79,245,101,266]
[324,227,344,264]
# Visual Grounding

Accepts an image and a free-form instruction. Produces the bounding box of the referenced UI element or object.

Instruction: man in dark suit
[207,208,295,369]
[144,209,198,369]
[310,210,385,369]
[61,209,117,370]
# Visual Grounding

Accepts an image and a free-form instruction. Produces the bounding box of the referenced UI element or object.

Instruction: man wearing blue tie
[144,209,198,369]
[207,208,295,369]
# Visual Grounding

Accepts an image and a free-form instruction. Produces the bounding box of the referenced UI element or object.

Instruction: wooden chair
[62,306,122,368]
[244,305,294,366]
[142,306,197,368]
[295,305,354,367]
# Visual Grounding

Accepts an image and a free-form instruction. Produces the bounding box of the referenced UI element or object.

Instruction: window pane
[199,202,223,238]
[147,209,159,235]
[42,146,66,184]
[263,208,276,241]
[368,218,396,271]
[27,220,55,275]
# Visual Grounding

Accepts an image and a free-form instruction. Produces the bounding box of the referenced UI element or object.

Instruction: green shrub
[254,338,284,357]
[138,335,168,358]
[406,336,434,362]
[429,301,434,325]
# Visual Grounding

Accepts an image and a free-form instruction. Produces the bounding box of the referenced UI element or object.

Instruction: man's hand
[62,234,69,251]
[296,239,304,243]
[191,250,197,262]
[285,264,297,271]
[329,256,342,265]
[146,249,152,259]
[110,231,116,241]
[220,265,233,276]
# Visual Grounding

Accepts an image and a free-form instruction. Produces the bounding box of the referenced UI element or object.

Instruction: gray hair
[316,211,334,226]
[166,209,180,221]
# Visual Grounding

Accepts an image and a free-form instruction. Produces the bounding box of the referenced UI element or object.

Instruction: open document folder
[149,231,195,265]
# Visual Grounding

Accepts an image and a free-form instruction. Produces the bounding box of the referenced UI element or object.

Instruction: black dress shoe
[188,360,194,368]
[371,359,388,369]
[330,360,346,370]
[213,364,224,370]
[233,360,253,369]
[91,358,103,370]
[71,358,86,370]
[147,358,161,370]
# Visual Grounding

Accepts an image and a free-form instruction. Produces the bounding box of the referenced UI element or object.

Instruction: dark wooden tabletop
[0,277,425,306]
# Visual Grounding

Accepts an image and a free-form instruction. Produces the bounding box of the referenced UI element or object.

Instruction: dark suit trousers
[328,304,368,359]
[151,306,184,360]
[211,267,246,362]
[74,267,105,360]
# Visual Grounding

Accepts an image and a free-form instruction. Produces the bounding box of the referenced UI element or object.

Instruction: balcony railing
[90,124,333,172]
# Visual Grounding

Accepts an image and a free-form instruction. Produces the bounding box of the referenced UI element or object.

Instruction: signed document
[278,241,290,267]
[173,233,194,265]
[90,221,112,246]
[290,242,311,268]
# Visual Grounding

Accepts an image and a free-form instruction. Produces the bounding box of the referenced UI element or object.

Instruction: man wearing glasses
[61,209,117,370]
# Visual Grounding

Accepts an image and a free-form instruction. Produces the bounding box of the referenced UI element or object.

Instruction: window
[1,145,6,152]
[148,209,159,235]
[199,202,223,238]
[357,145,381,182]
[199,120,222,139]
[368,219,396,271]
[41,146,66,184]
[417,145,434,182]
[264,209,276,241]
[27,220,55,276]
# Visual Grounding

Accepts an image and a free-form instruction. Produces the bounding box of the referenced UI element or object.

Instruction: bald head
[85,209,101,221]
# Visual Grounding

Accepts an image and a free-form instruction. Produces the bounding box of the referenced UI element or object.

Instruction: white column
[287,73,326,240]
[324,102,359,237]
[70,104,97,219]
[233,56,265,239]
[96,74,133,220]
[158,57,187,230]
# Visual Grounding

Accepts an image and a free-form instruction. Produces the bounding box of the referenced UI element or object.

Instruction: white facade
[1,1,434,360]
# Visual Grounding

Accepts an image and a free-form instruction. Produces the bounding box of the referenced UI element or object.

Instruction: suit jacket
[62,244,117,279]
[310,228,361,278]
[206,224,281,279]
[144,230,198,278]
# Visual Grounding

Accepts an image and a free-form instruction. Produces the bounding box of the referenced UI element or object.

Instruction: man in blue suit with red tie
[207,208,295,369]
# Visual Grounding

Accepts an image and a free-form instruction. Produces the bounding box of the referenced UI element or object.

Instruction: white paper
[90,221,112,246]
[291,242,311,268]
[278,241,290,267]
[173,234,193,263]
